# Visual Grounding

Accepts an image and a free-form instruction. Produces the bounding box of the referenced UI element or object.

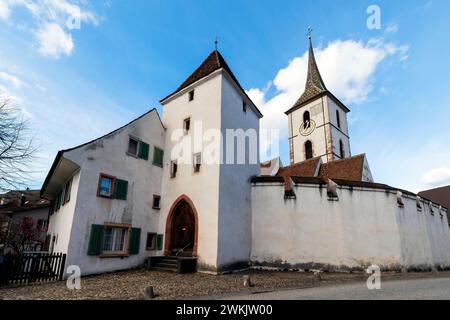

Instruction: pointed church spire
[305,28,327,93]
[287,29,328,111]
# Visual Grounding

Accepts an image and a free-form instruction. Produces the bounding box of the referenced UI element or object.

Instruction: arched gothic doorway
[165,195,198,257]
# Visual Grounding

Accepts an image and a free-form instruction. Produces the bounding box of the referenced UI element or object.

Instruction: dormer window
[188,90,195,102]
[183,118,191,134]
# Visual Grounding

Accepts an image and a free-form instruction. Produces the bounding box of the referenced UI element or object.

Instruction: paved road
[219,277,450,300]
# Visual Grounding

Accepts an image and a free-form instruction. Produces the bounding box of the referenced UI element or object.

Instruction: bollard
[243,275,252,288]
[144,286,157,299]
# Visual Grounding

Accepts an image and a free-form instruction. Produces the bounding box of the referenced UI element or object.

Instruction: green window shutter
[128,228,141,255]
[153,147,164,167]
[87,224,105,256]
[138,142,150,160]
[156,234,164,251]
[114,179,128,200]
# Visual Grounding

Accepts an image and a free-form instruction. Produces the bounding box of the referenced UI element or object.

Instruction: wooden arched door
[169,200,195,256]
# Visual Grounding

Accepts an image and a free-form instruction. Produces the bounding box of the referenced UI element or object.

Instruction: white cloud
[0,0,99,58]
[0,71,24,88]
[386,23,399,33]
[422,167,450,188]
[247,38,410,155]
[36,23,74,58]
[0,1,11,20]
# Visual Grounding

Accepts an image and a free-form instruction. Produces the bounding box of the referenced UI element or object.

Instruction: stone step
[151,266,177,273]
[156,262,178,269]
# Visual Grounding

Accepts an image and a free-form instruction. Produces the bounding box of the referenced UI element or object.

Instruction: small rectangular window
[170,161,178,178]
[128,138,139,156]
[189,90,195,101]
[183,118,191,134]
[193,153,202,173]
[64,178,72,204]
[98,174,115,198]
[146,233,157,250]
[153,195,161,210]
[243,101,247,113]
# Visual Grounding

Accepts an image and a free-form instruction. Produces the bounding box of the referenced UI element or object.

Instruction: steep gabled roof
[41,108,164,198]
[160,50,263,117]
[285,36,350,114]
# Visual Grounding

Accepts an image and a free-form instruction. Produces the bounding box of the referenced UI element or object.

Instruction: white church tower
[286,33,351,165]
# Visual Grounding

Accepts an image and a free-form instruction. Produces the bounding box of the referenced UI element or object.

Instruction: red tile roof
[277,157,321,178]
[318,155,365,181]
[419,186,450,220]
[160,50,263,117]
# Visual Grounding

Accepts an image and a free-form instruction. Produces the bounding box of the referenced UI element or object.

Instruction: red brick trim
[164,195,199,257]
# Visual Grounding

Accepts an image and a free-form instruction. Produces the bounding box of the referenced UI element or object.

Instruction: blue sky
[0,0,449,192]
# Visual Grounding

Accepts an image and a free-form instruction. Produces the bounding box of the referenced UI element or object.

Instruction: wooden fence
[0,252,66,286]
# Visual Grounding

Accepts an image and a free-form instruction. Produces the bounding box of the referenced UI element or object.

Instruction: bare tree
[0,216,44,254]
[0,98,37,192]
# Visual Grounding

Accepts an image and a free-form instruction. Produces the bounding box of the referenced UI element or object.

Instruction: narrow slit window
[336,110,341,129]
[305,141,313,160]
[339,140,345,159]
[303,111,311,129]
[170,161,178,178]
[184,118,191,134]
[194,153,202,173]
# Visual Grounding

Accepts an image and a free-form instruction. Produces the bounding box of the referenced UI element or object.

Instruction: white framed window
[103,227,128,253]
[193,153,202,173]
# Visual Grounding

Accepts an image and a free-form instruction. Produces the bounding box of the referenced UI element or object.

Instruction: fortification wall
[251,180,450,271]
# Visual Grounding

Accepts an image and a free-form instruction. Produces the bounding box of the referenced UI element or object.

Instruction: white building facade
[42,40,450,277]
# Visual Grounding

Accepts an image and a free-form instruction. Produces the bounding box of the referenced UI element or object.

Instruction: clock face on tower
[299,119,316,136]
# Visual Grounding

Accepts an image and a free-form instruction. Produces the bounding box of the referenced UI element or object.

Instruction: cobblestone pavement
[1,268,449,300]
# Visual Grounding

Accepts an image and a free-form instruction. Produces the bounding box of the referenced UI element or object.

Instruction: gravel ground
[1,268,449,300]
